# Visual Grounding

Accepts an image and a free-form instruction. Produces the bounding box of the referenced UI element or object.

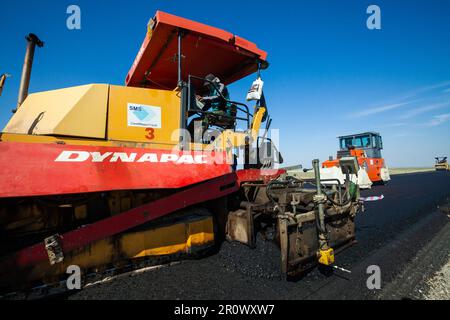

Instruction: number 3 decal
[145,128,155,140]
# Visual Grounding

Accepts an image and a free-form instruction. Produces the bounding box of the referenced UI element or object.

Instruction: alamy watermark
[366,265,381,290]
[66,5,81,30]
[66,265,81,290]
[63,5,382,33]
[172,125,282,167]
[367,5,381,30]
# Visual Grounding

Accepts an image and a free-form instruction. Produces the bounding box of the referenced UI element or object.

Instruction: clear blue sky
[1,0,449,167]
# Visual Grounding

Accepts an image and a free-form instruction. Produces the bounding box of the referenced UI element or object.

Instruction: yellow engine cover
[3,84,109,139]
[2,83,265,154]
[107,85,181,148]
[2,84,183,150]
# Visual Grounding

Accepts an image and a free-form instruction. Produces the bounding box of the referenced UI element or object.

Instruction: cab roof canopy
[125,11,268,90]
[338,132,381,139]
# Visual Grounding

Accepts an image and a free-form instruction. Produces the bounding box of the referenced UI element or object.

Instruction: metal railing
[187,75,252,129]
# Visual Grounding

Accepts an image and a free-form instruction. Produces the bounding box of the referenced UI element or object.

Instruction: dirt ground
[424,254,450,300]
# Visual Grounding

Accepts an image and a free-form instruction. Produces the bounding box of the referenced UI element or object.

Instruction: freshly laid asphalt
[71,171,450,300]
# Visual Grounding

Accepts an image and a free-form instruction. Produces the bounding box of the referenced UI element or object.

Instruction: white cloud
[425,114,450,127]
[400,101,450,119]
[393,132,408,137]
[385,122,406,127]
[349,81,450,118]
[350,102,410,118]
[392,132,423,138]
[389,81,450,103]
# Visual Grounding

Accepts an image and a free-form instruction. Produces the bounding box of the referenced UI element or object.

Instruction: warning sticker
[127,103,161,128]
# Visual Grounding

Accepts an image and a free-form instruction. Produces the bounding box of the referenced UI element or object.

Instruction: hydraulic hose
[266,176,302,205]
[324,188,352,207]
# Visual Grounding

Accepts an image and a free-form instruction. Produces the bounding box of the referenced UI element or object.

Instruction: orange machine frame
[323,148,386,182]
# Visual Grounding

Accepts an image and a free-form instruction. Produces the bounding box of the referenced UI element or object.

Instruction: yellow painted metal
[131,218,214,257]
[26,216,214,285]
[250,106,267,141]
[74,205,88,220]
[318,248,335,266]
[0,132,177,150]
[435,162,449,171]
[1,84,181,150]
[3,84,108,139]
[107,85,181,147]
[123,223,188,257]
[1,83,266,157]
[205,106,267,161]
[186,217,215,251]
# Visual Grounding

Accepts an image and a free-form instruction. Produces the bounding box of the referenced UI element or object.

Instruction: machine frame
[0,11,361,294]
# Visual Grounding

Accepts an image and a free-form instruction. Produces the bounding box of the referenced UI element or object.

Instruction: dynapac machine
[0,11,361,294]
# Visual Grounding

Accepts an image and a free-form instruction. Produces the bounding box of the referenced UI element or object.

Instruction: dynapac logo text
[55,151,209,164]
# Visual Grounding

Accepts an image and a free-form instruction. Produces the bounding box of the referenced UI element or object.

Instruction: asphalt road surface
[71,171,450,300]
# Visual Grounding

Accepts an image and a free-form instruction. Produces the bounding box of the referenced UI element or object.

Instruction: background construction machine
[0,11,361,294]
[322,132,390,189]
[435,157,449,171]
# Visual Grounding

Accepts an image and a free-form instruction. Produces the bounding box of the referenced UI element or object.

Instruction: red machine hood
[125,11,268,89]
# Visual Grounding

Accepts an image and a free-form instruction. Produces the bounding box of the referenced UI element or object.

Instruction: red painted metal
[236,168,286,185]
[125,10,267,90]
[0,141,231,198]
[0,141,286,276]
[7,173,238,269]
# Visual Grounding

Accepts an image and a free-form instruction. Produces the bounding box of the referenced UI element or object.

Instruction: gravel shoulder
[424,254,450,300]
[422,205,450,300]
[378,209,450,300]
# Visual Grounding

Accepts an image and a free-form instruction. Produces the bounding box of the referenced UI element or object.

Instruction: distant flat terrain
[389,168,435,175]
[288,167,435,179]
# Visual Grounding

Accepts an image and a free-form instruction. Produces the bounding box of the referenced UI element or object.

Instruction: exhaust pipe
[0,74,11,97]
[15,33,44,112]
